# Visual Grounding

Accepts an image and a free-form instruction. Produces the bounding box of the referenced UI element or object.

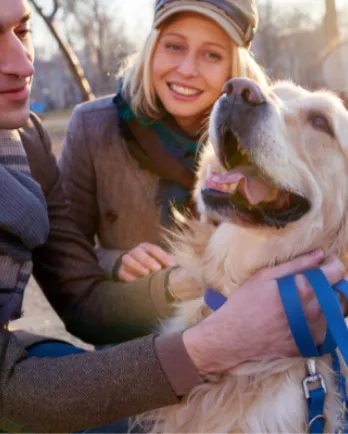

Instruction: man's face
[0,0,34,129]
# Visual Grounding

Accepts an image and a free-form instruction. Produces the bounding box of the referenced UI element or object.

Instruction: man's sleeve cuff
[155,332,203,397]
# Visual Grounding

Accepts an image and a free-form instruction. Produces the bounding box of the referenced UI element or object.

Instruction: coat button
[106,211,118,223]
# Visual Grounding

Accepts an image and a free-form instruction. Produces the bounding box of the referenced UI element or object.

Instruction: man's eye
[16,27,32,40]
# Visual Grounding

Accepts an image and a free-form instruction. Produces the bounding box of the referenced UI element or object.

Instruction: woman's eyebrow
[203,41,228,51]
[160,33,228,52]
[161,32,186,39]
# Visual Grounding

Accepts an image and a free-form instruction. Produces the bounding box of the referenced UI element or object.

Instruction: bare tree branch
[29,0,44,17]
[49,0,61,21]
[324,0,339,42]
[29,0,95,101]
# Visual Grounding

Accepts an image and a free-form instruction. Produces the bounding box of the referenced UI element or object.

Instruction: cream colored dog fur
[142,80,348,433]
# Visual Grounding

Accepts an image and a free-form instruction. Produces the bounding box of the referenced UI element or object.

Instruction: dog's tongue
[207,167,276,205]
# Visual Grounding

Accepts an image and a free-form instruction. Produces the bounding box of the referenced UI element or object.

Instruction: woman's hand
[118,242,176,282]
[183,250,346,375]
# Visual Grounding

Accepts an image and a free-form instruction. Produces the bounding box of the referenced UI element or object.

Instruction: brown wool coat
[0,113,201,433]
[59,96,166,275]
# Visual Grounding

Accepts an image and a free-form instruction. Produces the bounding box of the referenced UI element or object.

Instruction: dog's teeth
[206,164,211,178]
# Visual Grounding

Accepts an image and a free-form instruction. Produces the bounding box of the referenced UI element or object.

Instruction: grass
[40,108,74,122]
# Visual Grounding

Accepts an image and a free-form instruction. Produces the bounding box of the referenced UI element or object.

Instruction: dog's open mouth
[202,131,311,228]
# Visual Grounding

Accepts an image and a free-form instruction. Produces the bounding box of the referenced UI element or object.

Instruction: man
[0,0,345,432]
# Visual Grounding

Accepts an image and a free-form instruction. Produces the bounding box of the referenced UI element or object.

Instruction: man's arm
[20,113,172,344]
[0,328,186,433]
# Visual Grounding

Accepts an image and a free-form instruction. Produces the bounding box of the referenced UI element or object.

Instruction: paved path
[42,118,70,130]
[10,278,92,349]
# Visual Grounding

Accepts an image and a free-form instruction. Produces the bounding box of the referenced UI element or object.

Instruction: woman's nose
[176,52,199,77]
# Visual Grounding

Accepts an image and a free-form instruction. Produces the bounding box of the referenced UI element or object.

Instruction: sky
[32,0,348,51]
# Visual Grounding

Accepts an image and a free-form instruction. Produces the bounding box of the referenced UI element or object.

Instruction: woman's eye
[204,51,222,62]
[308,113,334,137]
[165,43,183,52]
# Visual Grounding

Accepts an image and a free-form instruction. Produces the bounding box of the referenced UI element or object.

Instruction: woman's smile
[167,82,203,100]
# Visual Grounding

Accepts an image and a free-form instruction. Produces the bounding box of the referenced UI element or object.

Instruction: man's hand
[183,250,346,375]
[118,243,175,282]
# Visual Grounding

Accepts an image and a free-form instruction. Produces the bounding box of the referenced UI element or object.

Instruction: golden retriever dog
[141,78,348,433]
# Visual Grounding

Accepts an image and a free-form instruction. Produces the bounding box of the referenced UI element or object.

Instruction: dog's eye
[308,113,334,137]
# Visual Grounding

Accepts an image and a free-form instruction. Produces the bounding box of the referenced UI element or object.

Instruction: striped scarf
[114,81,203,226]
[0,130,49,327]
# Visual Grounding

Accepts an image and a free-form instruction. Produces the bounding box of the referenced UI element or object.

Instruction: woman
[59,0,268,283]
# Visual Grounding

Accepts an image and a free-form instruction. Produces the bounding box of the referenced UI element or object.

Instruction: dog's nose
[222,78,265,105]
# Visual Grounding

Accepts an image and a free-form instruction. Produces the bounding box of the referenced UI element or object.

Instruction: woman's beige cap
[153,0,258,48]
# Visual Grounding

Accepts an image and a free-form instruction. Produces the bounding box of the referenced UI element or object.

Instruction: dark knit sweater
[0,130,48,326]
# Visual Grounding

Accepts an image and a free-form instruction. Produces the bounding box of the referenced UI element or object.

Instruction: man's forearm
[0,330,179,433]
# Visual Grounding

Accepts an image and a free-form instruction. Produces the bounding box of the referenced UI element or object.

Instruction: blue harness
[204,269,348,434]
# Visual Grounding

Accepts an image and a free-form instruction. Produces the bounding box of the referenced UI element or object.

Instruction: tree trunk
[324,0,339,43]
[30,0,95,102]
[322,0,344,91]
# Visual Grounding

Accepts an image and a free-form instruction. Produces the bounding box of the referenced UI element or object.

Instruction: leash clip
[303,359,327,400]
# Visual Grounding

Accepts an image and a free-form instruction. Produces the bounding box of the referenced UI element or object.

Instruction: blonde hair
[121,25,269,120]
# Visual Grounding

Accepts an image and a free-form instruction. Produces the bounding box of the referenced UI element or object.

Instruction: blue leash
[204,270,348,434]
